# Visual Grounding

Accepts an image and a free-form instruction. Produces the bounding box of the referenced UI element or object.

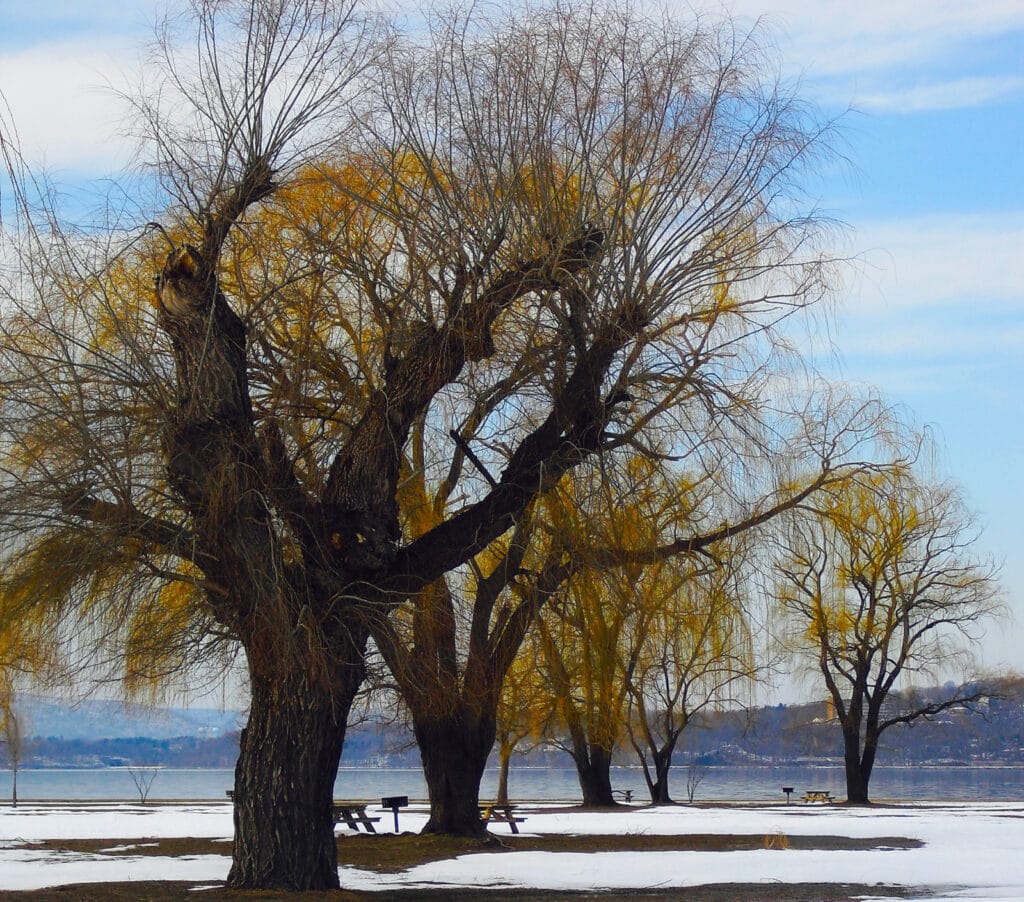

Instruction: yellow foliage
[124,571,203,698]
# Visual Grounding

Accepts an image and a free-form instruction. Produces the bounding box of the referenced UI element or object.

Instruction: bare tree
[0,0,381,889]
[773,466,1004,803]
[685,759,707,804]
[351,5,901,831]
[126,765,160,804]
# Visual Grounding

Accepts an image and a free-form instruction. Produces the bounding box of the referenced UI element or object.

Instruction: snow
[1,801,1022,899]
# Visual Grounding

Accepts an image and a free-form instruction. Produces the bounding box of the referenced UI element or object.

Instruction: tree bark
[155,245,377,888]
[842,723,871,804]
[646,741,677,805]
[227,638,366,890]
[573,743,615,806]
[414,710,493,836]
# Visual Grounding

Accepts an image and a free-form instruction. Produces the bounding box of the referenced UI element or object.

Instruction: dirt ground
[0,832,930,901]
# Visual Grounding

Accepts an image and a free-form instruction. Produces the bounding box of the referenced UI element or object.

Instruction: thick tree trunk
[227,642,366,890]
[573,744,615,806]
[415,711,492,836]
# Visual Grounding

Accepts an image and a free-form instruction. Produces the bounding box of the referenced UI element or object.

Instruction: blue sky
[714,0,1024,681]
[0,0,1022,684]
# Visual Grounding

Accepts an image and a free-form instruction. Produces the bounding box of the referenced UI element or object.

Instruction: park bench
[479,802,527,834]
[612,789,634,803]
[802,790,834,803]
[333,801,382,832]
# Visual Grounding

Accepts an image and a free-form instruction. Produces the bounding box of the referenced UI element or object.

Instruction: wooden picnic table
[802,790,834,803]
[228,792,383,832]
[479,803,527,834]
[333,801,382,832]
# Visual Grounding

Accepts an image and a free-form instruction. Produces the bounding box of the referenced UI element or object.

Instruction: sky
[0,1,1021,690]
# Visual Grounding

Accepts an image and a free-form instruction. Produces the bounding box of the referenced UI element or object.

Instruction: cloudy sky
[0,1,1022,685]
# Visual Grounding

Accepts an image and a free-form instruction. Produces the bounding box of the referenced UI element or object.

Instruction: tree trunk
[415,710,492,836]
[842,724,870,805]
[227,644,366,890]
[573,743,615,806]
[639,729,680,805]
[495,742,513,806]
[648,743,676,805]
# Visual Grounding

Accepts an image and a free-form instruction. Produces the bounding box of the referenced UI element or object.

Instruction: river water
[4,764,1024,803]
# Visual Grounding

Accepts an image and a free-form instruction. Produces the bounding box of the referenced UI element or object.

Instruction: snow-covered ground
[0,800,1022,899]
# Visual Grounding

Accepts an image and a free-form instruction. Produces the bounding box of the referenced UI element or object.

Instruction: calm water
[3,765,1024,803]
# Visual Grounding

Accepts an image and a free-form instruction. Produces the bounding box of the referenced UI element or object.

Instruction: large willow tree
[0,0,897,890]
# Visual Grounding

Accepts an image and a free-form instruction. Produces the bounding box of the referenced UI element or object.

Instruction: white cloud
[0,38,138,174]
[718,0,1024,73]
[815,212,1024,399]
[840,213,1024,315]
[849,76,1024,113]
[839,316,1024,360]
[689,0,1024,113]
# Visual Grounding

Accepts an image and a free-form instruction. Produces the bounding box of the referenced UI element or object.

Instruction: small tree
[685,759,707,803]
[127,765,161,804]
[773,467,1004,803]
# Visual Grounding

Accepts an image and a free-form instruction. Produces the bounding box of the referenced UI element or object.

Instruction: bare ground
[0,832,931,901]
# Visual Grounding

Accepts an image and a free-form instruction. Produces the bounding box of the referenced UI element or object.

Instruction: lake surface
[4,764,1024,803]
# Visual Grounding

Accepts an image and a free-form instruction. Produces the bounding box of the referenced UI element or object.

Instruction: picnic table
[228,791,384,832]
[333,801,382,832]
[802,790,834,803]
[479,803,527,834]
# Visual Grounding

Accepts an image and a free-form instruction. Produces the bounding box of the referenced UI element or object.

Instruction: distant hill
[13,693,245,741]
[7,680,1024,769]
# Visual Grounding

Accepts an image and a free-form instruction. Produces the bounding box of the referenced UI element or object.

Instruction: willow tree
[0,0,890,888]
[773,467,1004,804]
[530,443,812,806]
[348,6,896,831]
[493,629,552,806]
[624,535,756,805]
[530,457,747,806]
[0,0,383,889]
